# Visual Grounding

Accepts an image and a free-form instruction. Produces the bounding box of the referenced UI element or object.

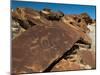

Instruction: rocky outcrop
[40,8,64,21]
[11,19,25,39]
[80,13,93,25]
[11,7,96,74]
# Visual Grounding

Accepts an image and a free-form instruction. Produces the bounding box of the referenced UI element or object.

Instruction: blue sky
[11,1,96,19]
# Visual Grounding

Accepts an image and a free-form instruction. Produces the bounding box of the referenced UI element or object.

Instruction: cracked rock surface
[11,7,96,74]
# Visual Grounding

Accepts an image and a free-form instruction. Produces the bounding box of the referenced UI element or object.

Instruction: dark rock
[80,13,93,25]
[40,8,64,21]
[12,21,80,74]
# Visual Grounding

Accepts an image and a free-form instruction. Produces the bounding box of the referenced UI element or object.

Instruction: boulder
[12,21,80,74]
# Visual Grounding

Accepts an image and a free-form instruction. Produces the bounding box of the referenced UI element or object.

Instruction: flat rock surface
[12,22,80,74]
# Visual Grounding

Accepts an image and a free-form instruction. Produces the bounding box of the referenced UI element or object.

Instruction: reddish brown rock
[11,7,95,74]
[12,7,51,30]
[61,16,92,45]
[61,15,90,33]
[78,50,96,68]
[12,21,80,74]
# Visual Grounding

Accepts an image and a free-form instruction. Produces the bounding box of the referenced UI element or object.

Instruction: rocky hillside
[11,7,96,74]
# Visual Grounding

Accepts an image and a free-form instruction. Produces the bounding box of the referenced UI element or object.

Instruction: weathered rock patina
[11,7,96,74]
[12,21,80,74]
